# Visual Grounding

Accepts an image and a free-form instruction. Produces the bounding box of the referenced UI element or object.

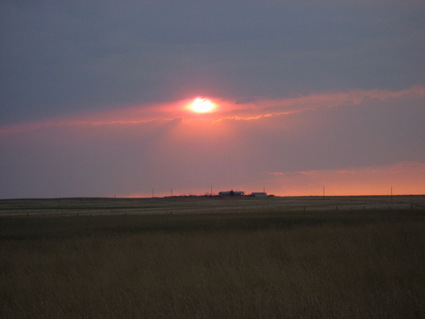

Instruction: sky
[1,0,424,198]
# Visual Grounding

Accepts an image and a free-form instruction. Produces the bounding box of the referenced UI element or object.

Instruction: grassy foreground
[1,205,425,318]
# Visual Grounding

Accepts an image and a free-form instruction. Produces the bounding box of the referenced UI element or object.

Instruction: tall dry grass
[1,211,425,318]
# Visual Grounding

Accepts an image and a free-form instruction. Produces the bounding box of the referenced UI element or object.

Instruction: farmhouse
[250,192,267,198]
[219,190,245,196]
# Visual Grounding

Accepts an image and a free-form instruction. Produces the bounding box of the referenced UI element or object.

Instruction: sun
[189,98,216,113]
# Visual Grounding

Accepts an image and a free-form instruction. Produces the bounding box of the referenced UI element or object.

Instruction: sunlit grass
[1,209,425,318]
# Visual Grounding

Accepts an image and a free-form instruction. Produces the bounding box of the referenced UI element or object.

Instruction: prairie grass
[1,209,425,318]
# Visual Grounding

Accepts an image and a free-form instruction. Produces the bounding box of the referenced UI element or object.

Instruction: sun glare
[189,98,216,113]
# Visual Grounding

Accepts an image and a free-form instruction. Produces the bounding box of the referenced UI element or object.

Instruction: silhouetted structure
[218,190,244,196]
[250,192,267,198]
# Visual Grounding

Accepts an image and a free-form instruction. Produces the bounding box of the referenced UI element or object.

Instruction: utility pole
[323,185,325,200]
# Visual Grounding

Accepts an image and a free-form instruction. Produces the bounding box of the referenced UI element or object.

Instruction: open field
[1,196,425,318]
[1,195,425,217]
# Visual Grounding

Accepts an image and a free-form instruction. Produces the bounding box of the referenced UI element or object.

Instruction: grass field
[1,196,425,318]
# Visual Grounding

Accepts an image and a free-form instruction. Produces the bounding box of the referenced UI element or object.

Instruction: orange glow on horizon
[266,162,425,197]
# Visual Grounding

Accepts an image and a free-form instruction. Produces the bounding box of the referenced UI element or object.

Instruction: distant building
[218,190,245,196]
[250,192,267,198]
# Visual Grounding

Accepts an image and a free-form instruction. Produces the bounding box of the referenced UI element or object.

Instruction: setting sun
[189,98,216,113]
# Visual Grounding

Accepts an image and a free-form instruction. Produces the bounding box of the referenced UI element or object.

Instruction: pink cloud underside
[1,86,424,136]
